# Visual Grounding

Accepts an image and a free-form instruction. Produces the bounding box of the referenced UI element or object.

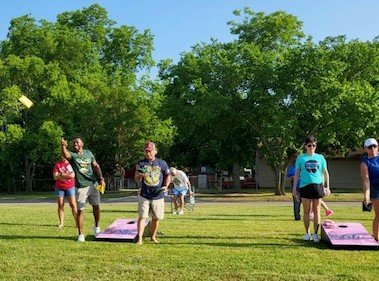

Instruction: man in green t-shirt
[61,137,106,242]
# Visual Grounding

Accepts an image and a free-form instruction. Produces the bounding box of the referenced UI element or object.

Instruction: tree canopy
[1,5,378,194]
[0,4,174,192]
[160,8,379,194]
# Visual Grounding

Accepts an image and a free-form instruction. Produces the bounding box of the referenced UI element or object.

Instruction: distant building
[256,153,363,189]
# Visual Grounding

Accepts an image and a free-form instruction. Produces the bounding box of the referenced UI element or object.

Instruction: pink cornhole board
[95,219,150,243]
[321,221,379,250]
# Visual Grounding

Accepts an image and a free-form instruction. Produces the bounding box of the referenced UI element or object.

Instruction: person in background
[289,162,333,221]
[169,167,192,215]
[360,137,379,241]
[287,164,301,221]
[292,135,331,243]
[309,201,333,221]
[53,156,77,228]
[135,141,171,245]
[61,136,106,242]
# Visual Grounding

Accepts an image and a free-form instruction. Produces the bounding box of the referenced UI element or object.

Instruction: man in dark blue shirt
[134,141,170,245]
[287,165,301,221]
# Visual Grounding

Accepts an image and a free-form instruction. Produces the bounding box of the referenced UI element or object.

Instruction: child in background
[53,157,77,228]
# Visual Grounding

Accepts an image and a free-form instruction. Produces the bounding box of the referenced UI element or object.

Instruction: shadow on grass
[0,232,106,242]
[166,216,288,221]
[207,213,288,218]
[168,213,375,222]
[0,234,77,241]
[147,236,329,249]
[168,217,248,221]
[0,222,61,227]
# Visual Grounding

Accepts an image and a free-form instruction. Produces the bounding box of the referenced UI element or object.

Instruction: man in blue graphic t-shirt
[134,141,170,245]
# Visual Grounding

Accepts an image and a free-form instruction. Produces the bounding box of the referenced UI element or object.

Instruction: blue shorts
[173,188,188,196]
[55,187,76,197]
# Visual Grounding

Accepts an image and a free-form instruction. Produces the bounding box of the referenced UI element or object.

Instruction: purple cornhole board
[95,219,150,243]
[321,221,379,250]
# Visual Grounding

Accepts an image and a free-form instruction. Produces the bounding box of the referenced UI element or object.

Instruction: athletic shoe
[325,209,333,217]
[77,234,85,242]
[303,233,312,241]
[309,212,314,221]
[172,209,178,215]
[178,209,184,215]
[93,226,101,236]
[58,224,64,228]
[312,233,320,243]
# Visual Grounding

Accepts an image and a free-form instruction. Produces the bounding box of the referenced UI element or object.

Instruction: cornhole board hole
[321,221,379,250]
[95,219,150,242]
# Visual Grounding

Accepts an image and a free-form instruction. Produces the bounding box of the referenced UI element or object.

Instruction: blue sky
[1,0,378,68]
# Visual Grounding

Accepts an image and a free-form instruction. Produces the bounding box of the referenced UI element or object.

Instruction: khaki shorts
[77,182,100,210]
[138,196,164,220]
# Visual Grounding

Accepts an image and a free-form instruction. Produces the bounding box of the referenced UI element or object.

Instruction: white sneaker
[178,209,184,215]
[303,233,312,241]
[93,226,101,236]
[172,209,178,215]
[77,234,85,242]
[312,233,320,243]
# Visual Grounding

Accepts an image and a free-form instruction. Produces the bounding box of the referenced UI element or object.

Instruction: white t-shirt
[171,170,189,190]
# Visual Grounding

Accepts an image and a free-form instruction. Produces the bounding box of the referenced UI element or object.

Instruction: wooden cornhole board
[321,221,379,250]
[95,219,150,242]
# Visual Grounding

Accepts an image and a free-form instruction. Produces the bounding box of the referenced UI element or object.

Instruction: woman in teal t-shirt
[292,135,331,243]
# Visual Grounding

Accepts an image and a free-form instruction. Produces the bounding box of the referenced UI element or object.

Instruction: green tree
[229,9,379,194]
[0,85,25,192]
[160,41,256,190]
[0,55,65,192]
[161,8,379,194]
[0,4,173,192]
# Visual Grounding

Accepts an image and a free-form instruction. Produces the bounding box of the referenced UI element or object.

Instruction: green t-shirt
[69,149,97,188]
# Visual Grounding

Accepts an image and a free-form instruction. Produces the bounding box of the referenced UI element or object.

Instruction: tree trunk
[274,170,287,195]
[277,171,286,195]
[6,162,16,193]
[6,178,16,194]
[25,156,35,192]
[232,163,241,192]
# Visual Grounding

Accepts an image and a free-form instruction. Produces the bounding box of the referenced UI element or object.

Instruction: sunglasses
[367,145,378,149]
[306,144,316,148]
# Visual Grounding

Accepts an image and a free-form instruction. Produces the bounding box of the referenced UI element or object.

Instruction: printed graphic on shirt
[59,165,73,174]
[58,164,73,182]
[143,165,162,186]
[305,160,319,173]
[173,178,183,186]
[76,158,92,174]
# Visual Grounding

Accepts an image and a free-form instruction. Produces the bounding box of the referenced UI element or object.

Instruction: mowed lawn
[0,201,377,281]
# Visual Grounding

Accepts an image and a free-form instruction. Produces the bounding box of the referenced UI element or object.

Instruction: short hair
[305,135,317,144]
[72,136,84,142]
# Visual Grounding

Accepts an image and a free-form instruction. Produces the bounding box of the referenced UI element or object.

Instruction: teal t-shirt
[69,149,97,188]
[295,153,327,188]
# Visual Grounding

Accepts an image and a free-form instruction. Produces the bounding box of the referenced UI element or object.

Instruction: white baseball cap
[364,138,378,147]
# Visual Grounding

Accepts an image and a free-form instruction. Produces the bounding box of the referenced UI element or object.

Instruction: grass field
[0,187,365,202]
[0,198,377,281]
